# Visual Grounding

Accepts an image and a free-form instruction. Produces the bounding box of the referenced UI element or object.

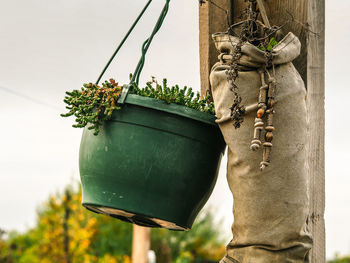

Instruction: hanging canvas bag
[210,31,313,263]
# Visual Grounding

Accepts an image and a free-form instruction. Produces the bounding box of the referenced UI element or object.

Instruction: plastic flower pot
[79,94,226,231]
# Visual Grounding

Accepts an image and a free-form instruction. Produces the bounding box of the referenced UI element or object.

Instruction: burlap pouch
[210,32,312,263]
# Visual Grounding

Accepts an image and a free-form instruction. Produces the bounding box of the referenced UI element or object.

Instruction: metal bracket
[118,84,133,105]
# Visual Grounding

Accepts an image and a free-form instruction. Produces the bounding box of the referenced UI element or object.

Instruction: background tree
[328,255,350,263]
[151,212,226,263]
[0,184,225,263]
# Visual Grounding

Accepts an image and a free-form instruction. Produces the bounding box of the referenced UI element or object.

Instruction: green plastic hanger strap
[95,0,171,106]
[131,0,170,86]
[119,0,171,104]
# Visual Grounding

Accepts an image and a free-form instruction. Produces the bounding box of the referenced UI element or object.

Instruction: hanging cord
[118,0,170,104]
[96,0,153,85]
[131,0,170,86]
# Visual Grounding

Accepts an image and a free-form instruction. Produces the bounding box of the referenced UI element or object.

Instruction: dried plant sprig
[226,0,281,129]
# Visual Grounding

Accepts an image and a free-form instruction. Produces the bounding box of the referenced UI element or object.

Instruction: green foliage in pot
[258,37,279,51]
[61,79,122,135]
[61,78,215,135]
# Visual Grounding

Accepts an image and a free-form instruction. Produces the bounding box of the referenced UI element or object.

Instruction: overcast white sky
[0,0,348,260]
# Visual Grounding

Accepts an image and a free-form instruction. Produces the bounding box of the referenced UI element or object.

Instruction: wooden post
[306,0,325,261]
[199,0,232,96]
[199,0,325,262]
[132,225,151,263]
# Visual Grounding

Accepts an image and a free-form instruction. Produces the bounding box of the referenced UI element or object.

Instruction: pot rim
[113,94,218,126]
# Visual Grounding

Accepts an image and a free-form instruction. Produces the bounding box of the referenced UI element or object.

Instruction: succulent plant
[61,78,215,135]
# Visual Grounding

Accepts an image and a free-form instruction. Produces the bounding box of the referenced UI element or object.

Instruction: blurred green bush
[0,184,226,263]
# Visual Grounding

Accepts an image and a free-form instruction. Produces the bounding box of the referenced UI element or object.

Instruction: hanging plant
[61,78,215,135]
[62,0,226,232]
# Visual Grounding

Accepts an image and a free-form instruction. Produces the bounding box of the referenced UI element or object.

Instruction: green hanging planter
[65,0,226,231]
[79,94,226,230]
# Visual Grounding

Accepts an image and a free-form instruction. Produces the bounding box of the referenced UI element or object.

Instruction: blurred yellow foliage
[0,184,226,263]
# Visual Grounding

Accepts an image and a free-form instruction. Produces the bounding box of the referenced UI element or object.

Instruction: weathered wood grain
[306,0,325,262]
[199,0,231,96]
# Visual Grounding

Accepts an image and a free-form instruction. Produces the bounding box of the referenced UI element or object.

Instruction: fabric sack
[210,32,313,263]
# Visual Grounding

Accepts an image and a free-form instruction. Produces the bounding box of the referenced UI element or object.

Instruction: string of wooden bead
[250,69,268,151]
[249,67,277,171]
[260,72,276,171]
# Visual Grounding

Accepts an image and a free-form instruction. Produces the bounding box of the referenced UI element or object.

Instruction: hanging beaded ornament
[228,0,278,171]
